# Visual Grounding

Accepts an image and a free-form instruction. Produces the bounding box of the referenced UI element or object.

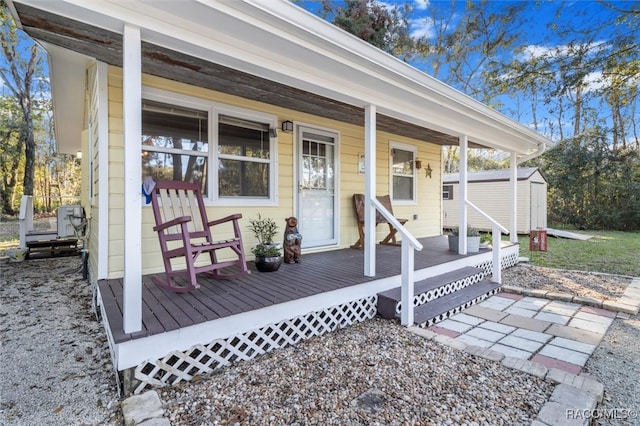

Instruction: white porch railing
[466,200,509,284]
[19,195,34,249]
[369,197,423,326]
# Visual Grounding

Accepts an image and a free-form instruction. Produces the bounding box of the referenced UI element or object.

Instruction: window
[443,185,454,200]
[142,100,209,193]
[141,88,277,205]
[390,143,416,202]
[217,115,271,198]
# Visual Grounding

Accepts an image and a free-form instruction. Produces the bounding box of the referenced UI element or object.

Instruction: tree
[543,129,640,230]
[0,3,47,197]
[411,0,530,173]
[0,95,23,214]
[319,0,415,61]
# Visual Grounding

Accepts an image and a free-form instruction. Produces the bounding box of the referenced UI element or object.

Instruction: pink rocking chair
[150,180,249,292]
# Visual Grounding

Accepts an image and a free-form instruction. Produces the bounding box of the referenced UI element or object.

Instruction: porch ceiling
[11,0,551,154]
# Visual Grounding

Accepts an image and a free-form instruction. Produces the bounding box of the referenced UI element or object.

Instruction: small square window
[442,185,454,200]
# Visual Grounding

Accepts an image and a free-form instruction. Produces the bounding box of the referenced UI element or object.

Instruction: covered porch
[97,237,519,393]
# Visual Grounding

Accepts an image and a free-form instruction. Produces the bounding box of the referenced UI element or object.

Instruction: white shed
[443,168,548,234]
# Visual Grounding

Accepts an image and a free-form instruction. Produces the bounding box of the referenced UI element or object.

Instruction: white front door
[296,126,338,248]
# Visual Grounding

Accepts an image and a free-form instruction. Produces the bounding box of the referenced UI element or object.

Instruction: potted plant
[448,226,481,253]
[480,232,492,249]
[247,214,282,272]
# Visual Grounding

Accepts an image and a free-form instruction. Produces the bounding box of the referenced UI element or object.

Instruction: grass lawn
[516,230,640,277]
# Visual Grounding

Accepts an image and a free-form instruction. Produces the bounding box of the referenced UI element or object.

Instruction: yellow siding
[103,67,443,277]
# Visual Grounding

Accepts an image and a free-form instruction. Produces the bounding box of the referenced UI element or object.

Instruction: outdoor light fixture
[281,120,293,132]
[425,163,433,178]
[415,159,422,170]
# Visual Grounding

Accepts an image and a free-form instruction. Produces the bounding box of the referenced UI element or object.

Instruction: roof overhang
[9,0,552,155]
[41,42,92,154]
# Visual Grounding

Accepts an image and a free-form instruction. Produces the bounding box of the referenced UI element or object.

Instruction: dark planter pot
[254,255,283,272]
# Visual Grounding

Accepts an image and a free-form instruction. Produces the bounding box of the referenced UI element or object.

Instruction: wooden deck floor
[98,236,489,344]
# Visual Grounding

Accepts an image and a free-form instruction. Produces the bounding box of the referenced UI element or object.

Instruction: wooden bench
[350,193,408,249]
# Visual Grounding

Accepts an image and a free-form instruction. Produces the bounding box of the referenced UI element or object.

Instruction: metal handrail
[466,200,509,283]
[370,198,422,326]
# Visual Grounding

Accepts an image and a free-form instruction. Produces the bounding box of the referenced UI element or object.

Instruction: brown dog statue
[283,217,302,264]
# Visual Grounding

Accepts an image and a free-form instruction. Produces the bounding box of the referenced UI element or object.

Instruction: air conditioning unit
[57,205,84,238]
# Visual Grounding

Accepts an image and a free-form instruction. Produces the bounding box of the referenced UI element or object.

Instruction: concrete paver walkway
[416,278,640,426]
[430,293,616,374]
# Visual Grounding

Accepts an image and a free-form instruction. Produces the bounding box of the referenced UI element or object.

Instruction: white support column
[122,24,142,334]
[458,135,468,254]
[400,241,415,326]
[364,104,376,277]
[510,154,518,243]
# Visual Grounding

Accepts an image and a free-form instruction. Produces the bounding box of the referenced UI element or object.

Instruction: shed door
[530,182,547,229]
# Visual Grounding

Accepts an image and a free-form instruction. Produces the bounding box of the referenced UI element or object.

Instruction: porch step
[377,266,485,319]
[413,279,500,327]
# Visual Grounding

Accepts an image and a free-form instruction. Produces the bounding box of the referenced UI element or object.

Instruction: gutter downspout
[514,142,547,242]
[517,142,547,165]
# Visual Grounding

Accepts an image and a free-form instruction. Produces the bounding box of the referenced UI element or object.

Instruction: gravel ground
[502,263,632,301]
[0,252,638,425]
[160,318,553,425]
[0,256,122,425]
[585,315,640,426]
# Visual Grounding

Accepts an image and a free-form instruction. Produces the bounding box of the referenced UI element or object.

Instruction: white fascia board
[18,0,550,152]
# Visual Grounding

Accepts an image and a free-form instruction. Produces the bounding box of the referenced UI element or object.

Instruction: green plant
[247,214,279,245]
[449,226,480,237]
[480,232,492,244]
[248,214,281,257]
[251,244,282,257]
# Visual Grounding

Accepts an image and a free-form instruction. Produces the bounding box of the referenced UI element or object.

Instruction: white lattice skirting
[131,295,377,394]
[475,251,520,273]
